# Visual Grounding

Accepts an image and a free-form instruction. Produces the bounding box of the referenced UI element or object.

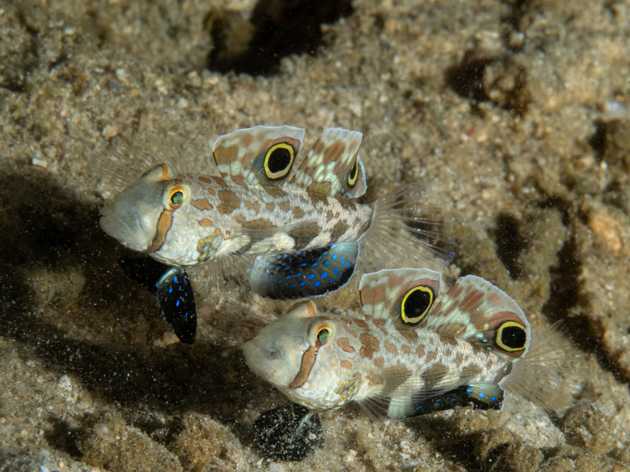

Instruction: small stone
[102,125,119,140]
[588,210,623,254]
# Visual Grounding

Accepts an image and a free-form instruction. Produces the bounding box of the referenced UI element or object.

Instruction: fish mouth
[99,203,157,253]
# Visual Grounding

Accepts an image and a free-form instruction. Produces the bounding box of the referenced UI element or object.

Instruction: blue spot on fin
[411,384,503,416]
[464,383,504,409]
[119,256,197,344]
[249,241,359,299]
[155,267,197,344]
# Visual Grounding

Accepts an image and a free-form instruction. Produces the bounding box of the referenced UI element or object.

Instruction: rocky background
[0,0,629,471]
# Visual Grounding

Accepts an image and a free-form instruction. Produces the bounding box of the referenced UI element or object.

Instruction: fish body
[100,126,376,298]
[243,268,531,418]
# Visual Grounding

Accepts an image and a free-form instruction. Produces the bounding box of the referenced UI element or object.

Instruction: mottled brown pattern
[401,345,412,355]
[288,222,320,249]
[425,350,438,363]
[323,140,346,164]
[198,218,214,227]
[384,341,398,355]
[438,333,460,347]
[240,218,275,232]
[192,198,213,210]
[306,182,332,202]
[359,332,380,359]
[278,201,291,212]
[421,363,450,389]
[244,199,261,212]
[231,174,246,186]
[198,176,213,184]
[241,132,253,147]
[366,371,384,387]
[360,285,385,308]
[374,356,385,368]
[371,318,388,335]
[399,328,419,343]
[337,337,356,353]
[338,196,358,211]
[454,352,464,365]
[382,365,413,393]
[265,202,274,212]
[330,220,350,241]
[460,364,482,381]
[312,139,324,155]
[449,284,464,300]
[416,345,426,358]
[353,319,369,330]
[213,144,238,165]
[340,360,353,370]
[461,289,484,313]
[217,189,241,214]
[292,207,305,219]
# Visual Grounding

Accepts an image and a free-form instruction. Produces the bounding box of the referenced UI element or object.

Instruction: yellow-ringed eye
[400,285,434,325]
[316,327,331,346]
[347,158,360,187]
[495,321,527,352]
[263,142,295,180]
[167,186,186,209]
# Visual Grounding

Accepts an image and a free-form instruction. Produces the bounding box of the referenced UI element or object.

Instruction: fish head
[243,301,353,410]
[100,163,200,263]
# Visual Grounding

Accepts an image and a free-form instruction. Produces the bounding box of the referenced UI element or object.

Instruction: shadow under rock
[0,171,260,420]
[208,0,353,75]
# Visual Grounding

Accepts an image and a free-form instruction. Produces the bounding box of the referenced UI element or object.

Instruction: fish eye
[347,159,359,187]
[495,321,527,352]
[167,186,186,209]
[316,327,331,346]
[263,142,295,180]
[400,285,434,325]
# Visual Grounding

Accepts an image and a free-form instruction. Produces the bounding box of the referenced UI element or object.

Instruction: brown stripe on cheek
[147,209,173,253]
[288,344,319,389]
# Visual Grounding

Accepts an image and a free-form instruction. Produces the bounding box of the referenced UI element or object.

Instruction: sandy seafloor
[1,0,629,471]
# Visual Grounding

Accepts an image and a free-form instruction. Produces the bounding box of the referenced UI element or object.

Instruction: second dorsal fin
[291,128,367,199]
[210,125,306,190]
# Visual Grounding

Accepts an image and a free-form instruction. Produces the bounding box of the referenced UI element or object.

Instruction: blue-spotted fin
[120,256,197,344]
[243,267,568,418]
[101,125,444,300]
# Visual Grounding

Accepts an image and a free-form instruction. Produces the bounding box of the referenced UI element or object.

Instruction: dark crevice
[445,52,494,103]
[208,0,353,76]
[588,119,607,160]
[491,213,527,279]
[501,0,529,51]
[541,231,629,384]
[412,418,481,471]
[45,417,83,458]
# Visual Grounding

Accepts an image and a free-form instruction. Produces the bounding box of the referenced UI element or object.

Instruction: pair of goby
[101,125,531,418]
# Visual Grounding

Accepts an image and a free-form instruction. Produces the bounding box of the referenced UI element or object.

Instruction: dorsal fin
[359,269,530,358]
[424,275,531,358]
[358,268,442,321]
[290,128,367,199]
[209,125,305,189]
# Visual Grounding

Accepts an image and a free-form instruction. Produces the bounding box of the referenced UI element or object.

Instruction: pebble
[588,210,623,255]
